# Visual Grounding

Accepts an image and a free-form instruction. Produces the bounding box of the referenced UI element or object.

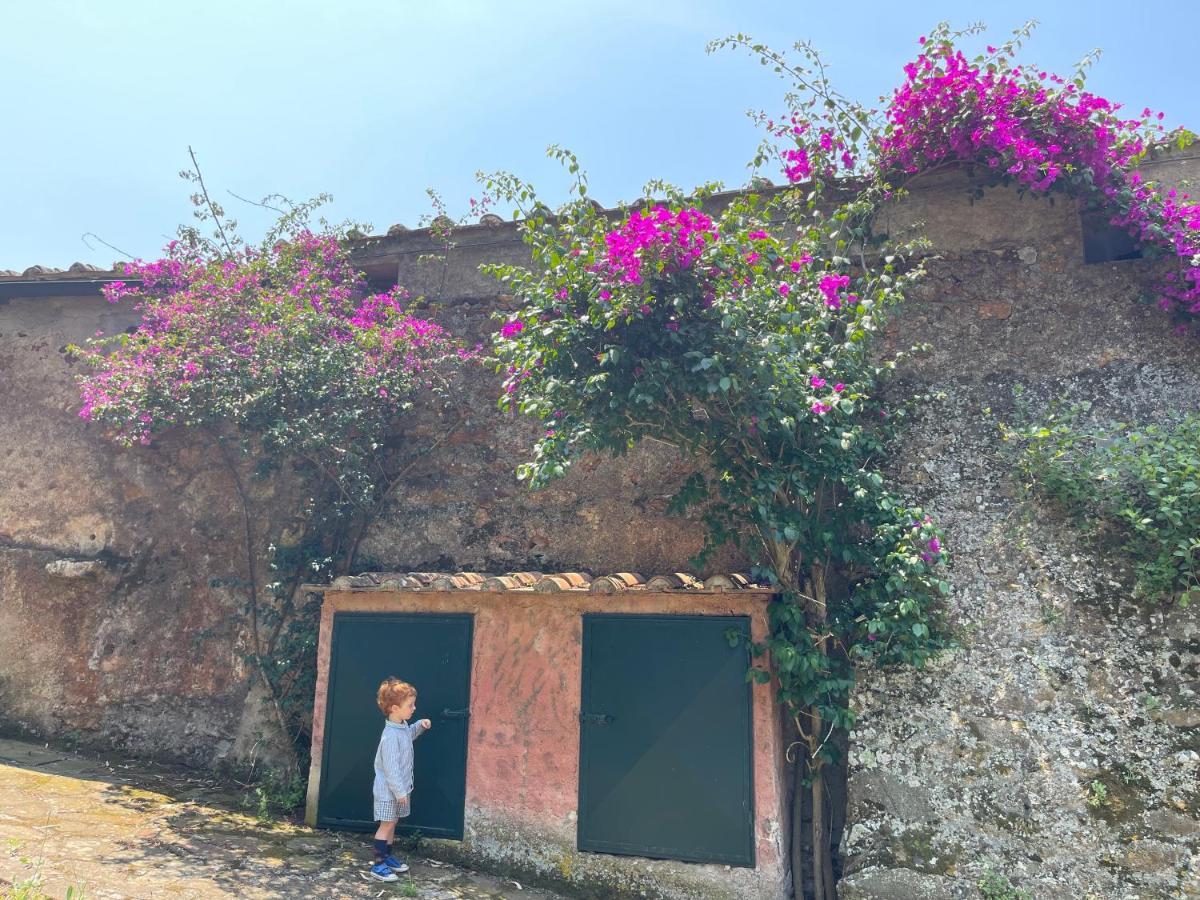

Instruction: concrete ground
[0,738,566,900]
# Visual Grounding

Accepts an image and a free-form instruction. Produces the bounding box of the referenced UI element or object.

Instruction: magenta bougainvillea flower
[597,205,718,284]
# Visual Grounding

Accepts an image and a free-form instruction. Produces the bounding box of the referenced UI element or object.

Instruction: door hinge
[579,712,614,726]
[440,707,470,720]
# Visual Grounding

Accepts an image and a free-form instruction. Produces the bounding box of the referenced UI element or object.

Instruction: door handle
[579,712,614,726]
[440,707,470,720]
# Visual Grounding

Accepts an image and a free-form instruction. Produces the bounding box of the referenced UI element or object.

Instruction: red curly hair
[376,677,416,715]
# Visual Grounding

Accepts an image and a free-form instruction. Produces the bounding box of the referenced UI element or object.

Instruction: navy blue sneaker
[383,854,410,874]
[368,861,398,882]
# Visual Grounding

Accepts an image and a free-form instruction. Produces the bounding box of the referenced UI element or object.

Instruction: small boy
[368,677,432,883]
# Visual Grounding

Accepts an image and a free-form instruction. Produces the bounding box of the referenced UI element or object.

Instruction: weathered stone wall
[840,167,1200,898]
[0,284,744,769]
[1,157,1198,896]
[0,294,302,765]
[352,225,750,577]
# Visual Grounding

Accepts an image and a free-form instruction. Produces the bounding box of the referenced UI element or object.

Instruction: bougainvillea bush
[75,232,465,508]
[488,185,947,664]
[877,26,1198,325]
[71,201,470,757]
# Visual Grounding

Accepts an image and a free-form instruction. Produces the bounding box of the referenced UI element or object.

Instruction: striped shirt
[373,719,428,805]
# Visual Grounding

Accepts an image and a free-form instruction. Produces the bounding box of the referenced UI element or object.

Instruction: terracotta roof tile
[323,570,767,593]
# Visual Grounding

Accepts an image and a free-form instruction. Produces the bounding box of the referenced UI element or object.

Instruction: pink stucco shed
[306,583,790,899]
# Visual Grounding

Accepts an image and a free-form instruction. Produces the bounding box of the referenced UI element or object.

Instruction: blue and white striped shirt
[373,719,428,803]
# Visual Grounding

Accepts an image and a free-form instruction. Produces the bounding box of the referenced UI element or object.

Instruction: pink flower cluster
[599,206,718,284]
[911,516,943,562]
[880,49,1143,191]
[878,44,1199,323]
[770,113,857,183]
[808,375,845,416]
[818,273,854,309]
[1109,179,1200,317]
[783,148,813,183]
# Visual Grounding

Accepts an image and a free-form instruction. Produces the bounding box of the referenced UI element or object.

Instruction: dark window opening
[1081,210,1143,264]
[364,275,398,294]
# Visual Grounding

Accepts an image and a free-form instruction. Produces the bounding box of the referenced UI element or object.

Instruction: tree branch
[188,145,236,257]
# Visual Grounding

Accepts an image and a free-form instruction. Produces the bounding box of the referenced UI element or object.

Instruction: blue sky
[2,0,1196,271]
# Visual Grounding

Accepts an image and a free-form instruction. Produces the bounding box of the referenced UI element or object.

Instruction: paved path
[0,738,565,900]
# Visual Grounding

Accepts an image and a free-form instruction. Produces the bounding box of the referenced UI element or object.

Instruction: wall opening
[1081,210,1143,264]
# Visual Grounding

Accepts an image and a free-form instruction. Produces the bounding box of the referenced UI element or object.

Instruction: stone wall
[0,293,302,765]
[840,167,1200,898]
[1,157,1198,896]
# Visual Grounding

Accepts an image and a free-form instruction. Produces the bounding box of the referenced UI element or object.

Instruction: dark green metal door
[318,613,472,838]
[578,614,755,866]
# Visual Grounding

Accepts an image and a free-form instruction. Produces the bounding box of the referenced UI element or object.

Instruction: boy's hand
[419,718,432,729]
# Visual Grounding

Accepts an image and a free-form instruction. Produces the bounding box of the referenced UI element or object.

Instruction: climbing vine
[873,24,1197,327]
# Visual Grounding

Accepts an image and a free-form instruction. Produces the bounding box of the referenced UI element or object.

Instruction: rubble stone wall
[839,158,1200,899]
